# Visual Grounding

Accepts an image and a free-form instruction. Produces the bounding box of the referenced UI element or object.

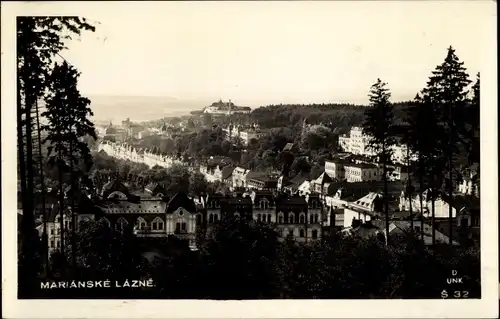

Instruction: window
[116,217,129,231]
[288,229,294,237]
[314,213,319,223]
[289,213,295,224]
[257,213,262,221]
[299,213,306,224]
[50,240,55,248]
[100,218,111,227]
[260,200,268,210]
[278,228,283,237]
[312,229,318,239]
[209,214,214,224]
[50,228,54,235]
[299,229,305,237]
[151,217,164,231]
[56,241,60,248]
[310,214,314,224]
[137,217,147,230]
[267,214,272,223]
[278,213,284,224]
[196,214,202,225]
[415,226,421,233]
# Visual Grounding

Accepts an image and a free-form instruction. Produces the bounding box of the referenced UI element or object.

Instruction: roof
[98,200,167,214]
[344,162,379,169]
[101,179,129,196]
[282,143,295,152]
[348,192,384,214]
[289,174,309,186]
[275,194,307,206]
[166,192,197,214]
[250,190,276,205]
[312,172,332,185]
[221,166,235,180]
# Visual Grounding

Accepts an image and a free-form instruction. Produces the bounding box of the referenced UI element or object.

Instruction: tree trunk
[448,103,453,245]
[35,99,49,276]
[20,45,38,296]
[383,144,389,245]
[407,145,413,229]
[418,157,424,241]
[431,172,436,246]
[70,127,77,273]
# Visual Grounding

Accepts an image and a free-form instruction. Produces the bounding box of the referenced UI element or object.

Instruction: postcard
[1,1,498,318]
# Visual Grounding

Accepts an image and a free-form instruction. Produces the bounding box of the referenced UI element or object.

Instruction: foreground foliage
[44,220,480,299]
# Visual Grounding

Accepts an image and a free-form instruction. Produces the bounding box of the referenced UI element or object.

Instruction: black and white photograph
[2,1,498,318]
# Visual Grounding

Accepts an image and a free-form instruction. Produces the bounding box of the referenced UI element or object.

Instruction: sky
[21,1,498,105]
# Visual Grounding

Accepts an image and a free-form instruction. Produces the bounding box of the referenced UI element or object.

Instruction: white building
[343,192,383,228]
[232,166,250,189]
[324,159,347,180]
[98,142,185,169]
[344,163,382,183]
[338,127,377,156]
[339,127,417,164]
[223,124,265,146]
[203,99,252,115]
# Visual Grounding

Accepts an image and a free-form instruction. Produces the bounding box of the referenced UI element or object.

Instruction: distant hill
[87,95,213,123]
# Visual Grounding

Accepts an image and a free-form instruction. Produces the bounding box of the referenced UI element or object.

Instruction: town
[15,13,482,301]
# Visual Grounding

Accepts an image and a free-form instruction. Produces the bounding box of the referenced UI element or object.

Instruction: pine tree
[408,87,443,245]
[42,61,97,271]
[17,16,95,295]
[427,46,471,244]
[362,79,395,244]
[466,73,480,166]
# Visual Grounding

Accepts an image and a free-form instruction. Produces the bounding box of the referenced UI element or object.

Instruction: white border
[2,1,498,318]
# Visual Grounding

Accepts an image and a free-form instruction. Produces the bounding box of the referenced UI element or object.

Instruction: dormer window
[137,217,147,230]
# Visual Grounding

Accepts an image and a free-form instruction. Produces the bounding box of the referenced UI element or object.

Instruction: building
[457,164,479,197]
[138,129,151,139]
[250,190,276,223]
[324,159,347,180]
[341,219,458,246]
[338,126,377,156]
[279,174,309,195]
[202,99,252,116]
[199,157,234,183]
[343,192,384,228]
[232,166,251,189]
[98,141,186,169]
[344,163,382,183]
[398,190,480,242]
[310,172,333,194]
[391,144,418,164]
[246,172,279,191]
[339,126,417,164]
[220,194,254,221]
[275,194,322,242]
[95,192,199,247]
[223,123,266,145]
